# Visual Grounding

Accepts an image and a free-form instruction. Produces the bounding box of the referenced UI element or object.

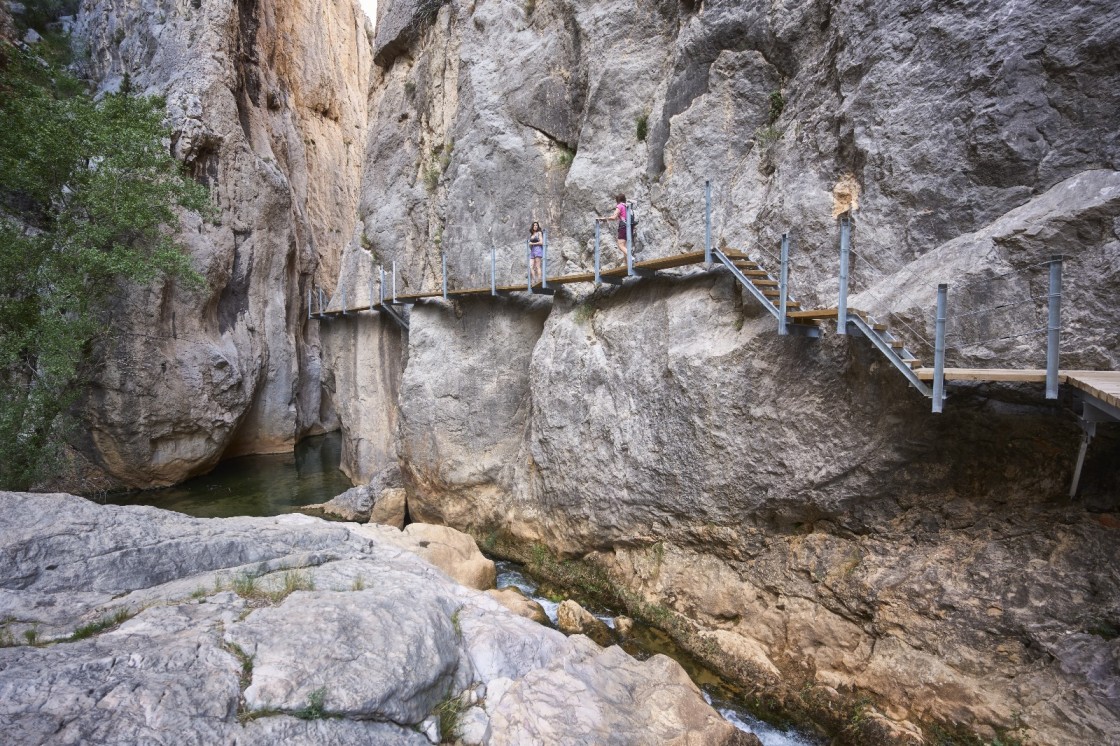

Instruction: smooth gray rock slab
[227,589,464,723]
[0,492,754,745]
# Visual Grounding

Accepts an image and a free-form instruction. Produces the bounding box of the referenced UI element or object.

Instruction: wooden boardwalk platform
[912,368,1120,405]
[318,250,744,314]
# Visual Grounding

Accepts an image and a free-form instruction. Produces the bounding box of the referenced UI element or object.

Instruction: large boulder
[487,587,549,626]
[557,600,614,648]
[303,484,374,522]
[360,522,498,590]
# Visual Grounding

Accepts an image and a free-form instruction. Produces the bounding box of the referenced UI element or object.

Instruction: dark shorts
[531,245,543,259]
[617,223,628,240]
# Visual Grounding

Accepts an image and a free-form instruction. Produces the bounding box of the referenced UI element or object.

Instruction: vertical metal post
[526,239,532,290]
[778,233,790,336]
[392,261,397,303]
[594,220,601,285]
[837,215,851,334]
[441,254,447,300]
[318,288,325,317]
[308,288,312,319]
[1046,255,1062,400]
[933,283,948,413]
[626,202,634,276]
[542,230,549,289]
[491,244,497,296]
[378,265,384,306]
[704,180,712,265]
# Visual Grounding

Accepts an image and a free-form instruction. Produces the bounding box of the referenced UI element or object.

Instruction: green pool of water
[104,432,353,518]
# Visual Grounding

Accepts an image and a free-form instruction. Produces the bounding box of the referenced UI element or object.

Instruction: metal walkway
[312,183,1116,495]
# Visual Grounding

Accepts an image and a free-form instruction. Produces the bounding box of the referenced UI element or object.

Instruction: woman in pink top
[596,193,629,262]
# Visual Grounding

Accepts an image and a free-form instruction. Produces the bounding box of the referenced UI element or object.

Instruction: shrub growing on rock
[0,43,208,489]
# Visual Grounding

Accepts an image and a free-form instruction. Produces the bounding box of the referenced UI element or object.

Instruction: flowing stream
[102,433,822,745]
[494,561,823,746]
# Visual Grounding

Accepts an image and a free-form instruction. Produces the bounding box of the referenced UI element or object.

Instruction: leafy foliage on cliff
[0,43,208,489]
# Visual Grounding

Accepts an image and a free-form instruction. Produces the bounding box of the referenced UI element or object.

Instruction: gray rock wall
[66,0,372,488]
[319,0,1120,742]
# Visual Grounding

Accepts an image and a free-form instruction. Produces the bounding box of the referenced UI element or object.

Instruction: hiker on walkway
[596,194,630,262]
[529,221,544,285]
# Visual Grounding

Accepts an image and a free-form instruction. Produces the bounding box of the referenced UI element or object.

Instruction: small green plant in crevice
[635,112,649,142]
[523,0,536,16]
[66,608,134,642]
[754,124,781,148]
[555,144,576,168]
[572,303,595,324]
[231,569,313,605]
[424,164,441,192]
[0,626,15,647]
[439,139,454,171]
[450,606,462,637]
[434,692,466,742]
[404,80,417,98]
[23,628,40,646]
[351,575,366,591]
[224,641,254,693]
[733,316,745,332]
[233,573,258,599]
[842,694,875,737]
[294,686,328,720]
[767,90,784,124]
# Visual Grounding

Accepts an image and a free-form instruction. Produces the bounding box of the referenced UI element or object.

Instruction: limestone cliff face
[67,0,372,488]
[323,0,1120,743]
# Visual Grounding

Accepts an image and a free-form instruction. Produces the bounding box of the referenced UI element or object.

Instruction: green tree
[0,43,209,489]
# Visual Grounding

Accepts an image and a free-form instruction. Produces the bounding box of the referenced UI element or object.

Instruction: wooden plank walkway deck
[911,369,1120,406]
[319,250,748,315]
[1065,371,1120,410]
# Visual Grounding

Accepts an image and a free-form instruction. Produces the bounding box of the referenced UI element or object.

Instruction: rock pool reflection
[104,432,353,518]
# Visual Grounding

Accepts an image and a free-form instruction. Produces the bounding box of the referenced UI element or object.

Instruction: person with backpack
[596,193,633,263]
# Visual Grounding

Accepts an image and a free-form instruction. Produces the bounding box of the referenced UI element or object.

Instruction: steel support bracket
[846,315,933,397]
[380,304,409,331]
[786,323,821,339]
[713,248,781,321]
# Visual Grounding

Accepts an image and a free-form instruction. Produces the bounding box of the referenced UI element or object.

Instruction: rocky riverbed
[0,491,759,745]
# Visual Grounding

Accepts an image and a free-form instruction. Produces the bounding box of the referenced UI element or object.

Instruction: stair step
[738,270,770,277]
[762,289,781,298]
[889,339,904,349]
[872,322,888,331]
[752,279,779,287]
[774,299,801,309]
